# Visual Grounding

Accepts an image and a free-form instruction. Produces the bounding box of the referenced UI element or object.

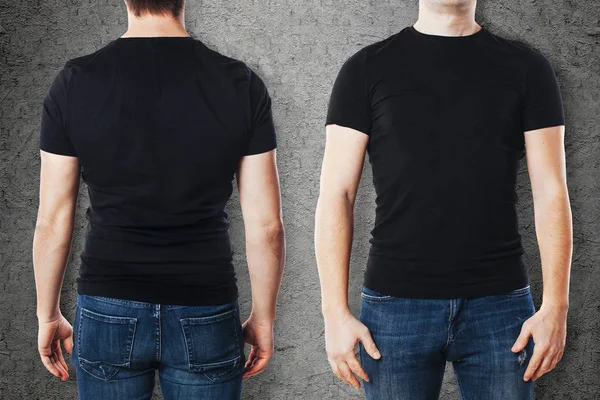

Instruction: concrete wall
[1,0,598,398]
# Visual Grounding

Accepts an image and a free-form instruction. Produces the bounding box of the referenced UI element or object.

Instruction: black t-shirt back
[40,37,276,305]
[326,27,564,298]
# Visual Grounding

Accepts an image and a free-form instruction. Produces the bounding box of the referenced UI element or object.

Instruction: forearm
[315,193,354,318]
[246,220,285,323]
[33,219,74,322]
[534,186,572,310]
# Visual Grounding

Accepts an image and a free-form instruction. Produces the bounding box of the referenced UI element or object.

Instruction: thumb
[64,332,74,355]
[360,330,381,360]
[512,325,531,353]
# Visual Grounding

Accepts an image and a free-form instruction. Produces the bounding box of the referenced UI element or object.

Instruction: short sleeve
[522,49,565,132]
[40,63,77,156]
[325,49,371,135]
[245,68,277,156]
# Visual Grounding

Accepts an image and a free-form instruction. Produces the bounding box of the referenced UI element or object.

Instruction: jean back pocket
[180,308,242,383]
[77,307,137,380]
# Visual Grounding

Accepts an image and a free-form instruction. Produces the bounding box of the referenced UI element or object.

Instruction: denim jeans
[72,294,244,400]
[359,286,536,400]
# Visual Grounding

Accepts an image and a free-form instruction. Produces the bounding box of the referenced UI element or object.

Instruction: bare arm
[315,125,367,316]
[315,125,380,390]
[236,149,285,379]
[527,125,572,308]
[512,125,572,381]
[33,150,80,380]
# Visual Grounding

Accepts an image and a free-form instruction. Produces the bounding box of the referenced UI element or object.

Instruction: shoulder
[346,31,403,65]
[65,40,120,73]
[482,30,559,78]
[195,42,254,83]
[338,28,413,76]
[484,30,550,64]
[46,43,114,95]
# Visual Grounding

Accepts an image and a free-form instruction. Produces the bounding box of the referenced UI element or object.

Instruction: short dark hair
[125,0,184,17]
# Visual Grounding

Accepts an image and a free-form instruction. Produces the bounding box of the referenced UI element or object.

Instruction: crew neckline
[407,25,485,43]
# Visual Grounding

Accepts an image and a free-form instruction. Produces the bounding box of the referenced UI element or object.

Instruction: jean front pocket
[77,307,137,381]
[361,286,394,302]
[180,308,242,383]
[504,285,531,298]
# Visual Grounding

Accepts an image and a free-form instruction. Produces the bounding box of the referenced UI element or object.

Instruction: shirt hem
[364,254,529,299]
[77,280,238,306]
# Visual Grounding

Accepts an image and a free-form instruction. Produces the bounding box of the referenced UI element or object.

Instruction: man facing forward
[315,1,571,399]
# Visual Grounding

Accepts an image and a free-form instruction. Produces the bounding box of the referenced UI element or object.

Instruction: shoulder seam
[363,48,371,131]
[523,46,535,101]
[61,62,76,137]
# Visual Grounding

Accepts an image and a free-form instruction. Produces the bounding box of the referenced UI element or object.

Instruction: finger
[512,325,531,353]
[52,340,69,374]
[338,361,360,389]
[243,356,258,377]
[55,348,69,378]
[532,355,555,381]
[40,346,67,380]
[347,356,369,382]
[244,347,258,368]
[555,350,564,365]
[359,330,381,360]
[63,332,74,355]
[40,355,63,379]
[242,361,267,379]
[243,356,269,380]
[331,364,344,384]
[523,346,544,382]
[244,349,271,378]
[50,353,69,380]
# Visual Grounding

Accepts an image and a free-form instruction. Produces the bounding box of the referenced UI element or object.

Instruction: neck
[122,12,189,38]
[414,1,480,37]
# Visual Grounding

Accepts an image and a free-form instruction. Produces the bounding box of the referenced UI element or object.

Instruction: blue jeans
[359,286,536,400]
[72,294,244,400]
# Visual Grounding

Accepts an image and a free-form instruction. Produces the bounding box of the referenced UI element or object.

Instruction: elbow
[34,213,75,239]
[532,181,570,205]
[317,187,356,210]
[264,219,285,243]
[246,217,285,244]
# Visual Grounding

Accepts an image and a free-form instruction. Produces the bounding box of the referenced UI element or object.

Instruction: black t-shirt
[40,37,276,305]
[326,27,564,298]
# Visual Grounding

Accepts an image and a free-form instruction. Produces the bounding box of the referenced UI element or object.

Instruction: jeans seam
[181,321,192,369]
[232,306,241,361]
[445,300,454,351]
[77,305,83,362]
[156,304,161,363]
[81,308,136,324]
[127,319,136,367]
[86,295,154,309]
[454,364,466,400]
[159,369,242,387]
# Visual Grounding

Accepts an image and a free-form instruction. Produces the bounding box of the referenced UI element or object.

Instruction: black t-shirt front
[40,37,276,305]
[326,26,564,298]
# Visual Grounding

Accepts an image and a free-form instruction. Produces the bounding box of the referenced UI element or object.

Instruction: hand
[324,310,381,389]
[512,304,567,382]
[37,314,73,381]
[242,316,274,379]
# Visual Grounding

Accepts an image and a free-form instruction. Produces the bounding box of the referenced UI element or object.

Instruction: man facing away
[33,1,285,398]
[315,1,572,399]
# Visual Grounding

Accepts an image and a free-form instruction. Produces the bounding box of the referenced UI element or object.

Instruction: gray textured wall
[1,0,599,399]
